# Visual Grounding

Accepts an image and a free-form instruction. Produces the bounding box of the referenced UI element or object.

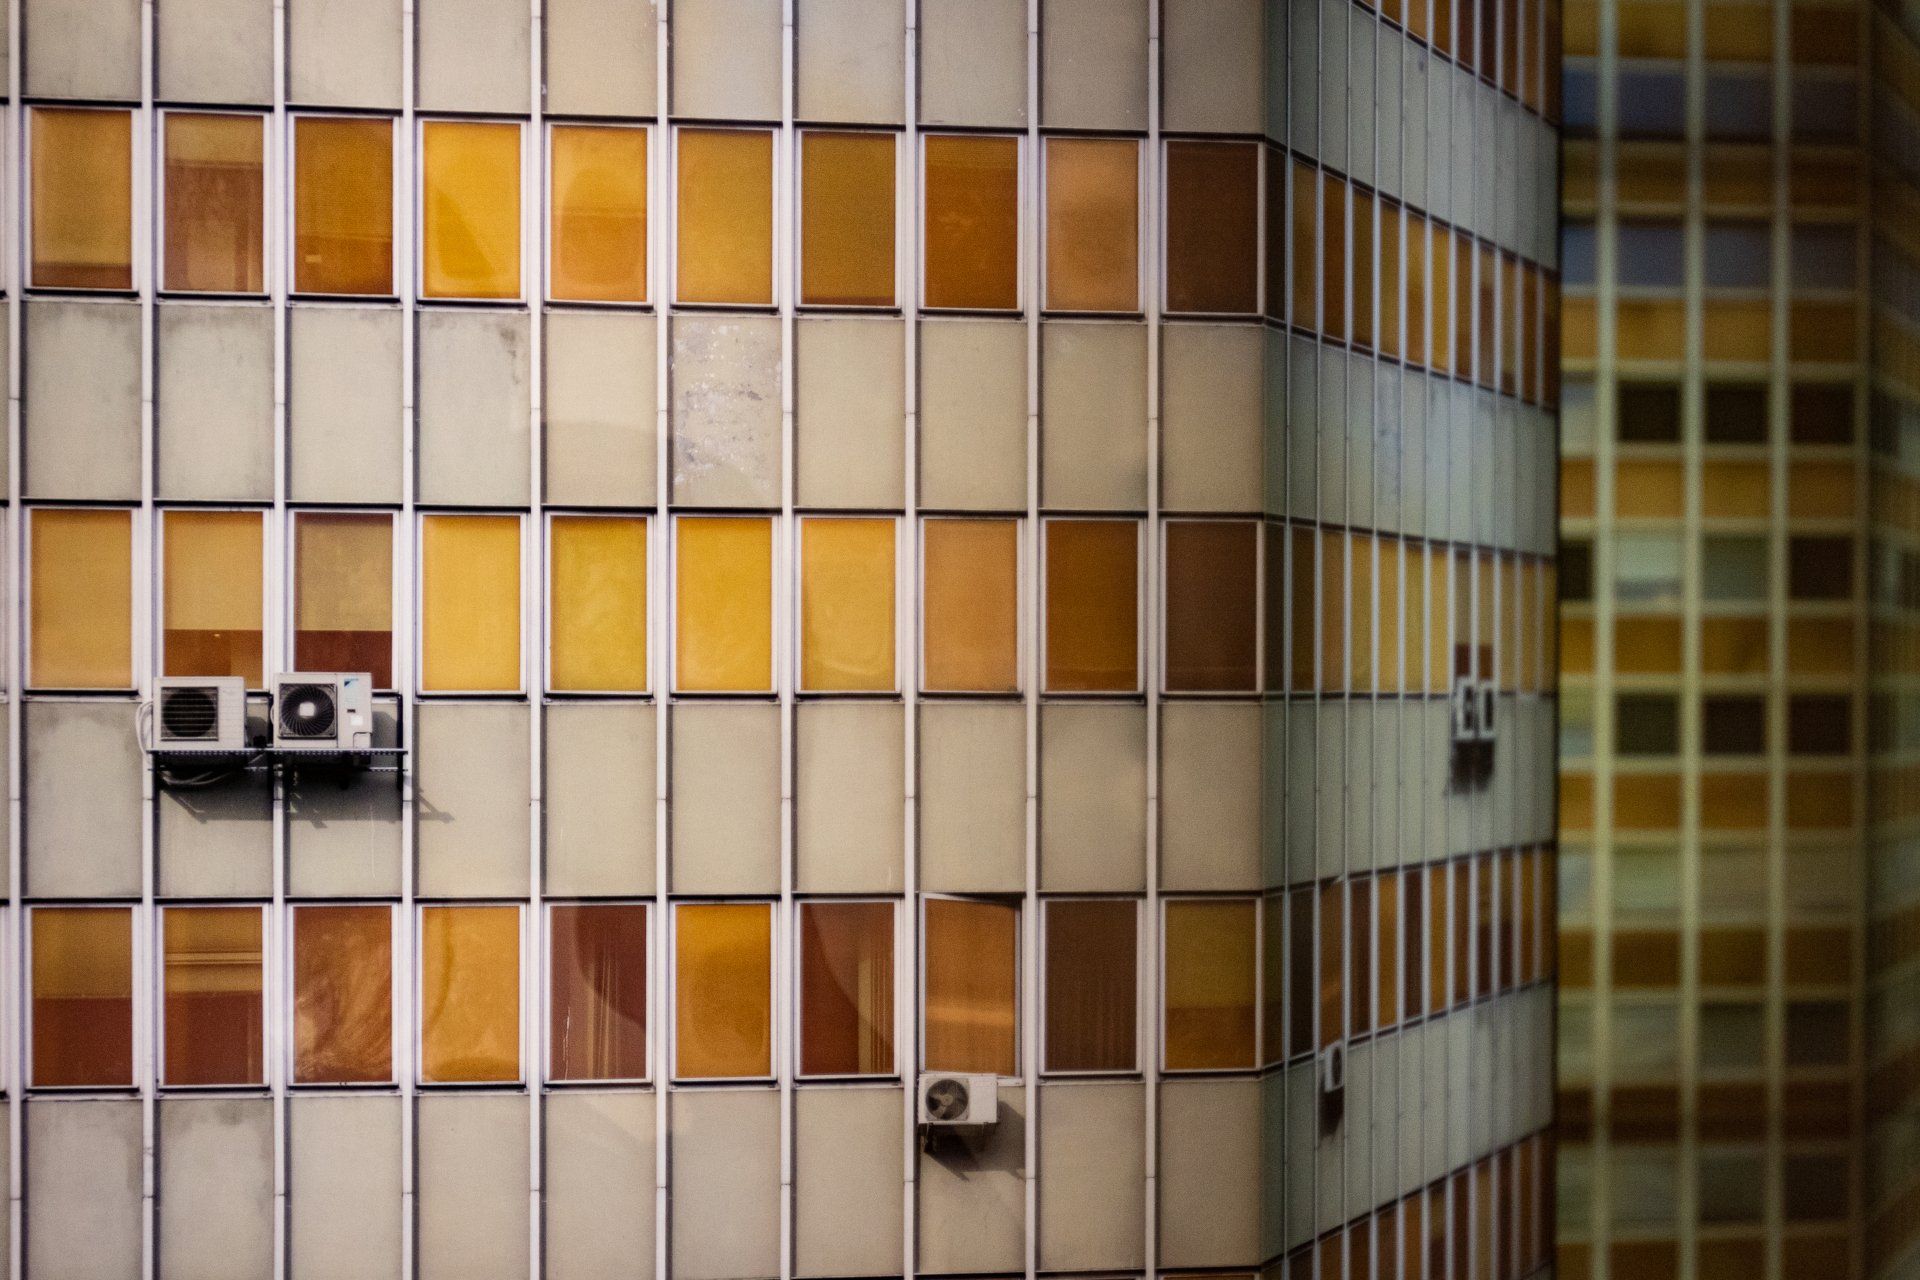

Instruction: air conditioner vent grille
[278,684,338,740]
[159,686,220,741]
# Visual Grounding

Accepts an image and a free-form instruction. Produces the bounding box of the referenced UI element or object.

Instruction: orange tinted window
[31,907,134,1087]
[550,124,647,303]
[421,120,522,300]
[293,905,393,1084]
[799,901,895,1077]
[294,116,394,295]
[32,108,133,289]
[30,508,133,689]
[925,898,1018,1075]
[677,128,774,305]
[550,904,648,1081]
[420,905,521,1083]
[675,903,773,1079]
[1165,899,1257,1070]
[1045,520,1139,692]
[1044,137,1139,312]
[164,113,265,294]
[163,907,265,1086]
[923,518,1019,692]
[924,135,1019,310]
[800,518,896,692]
[1165,520,1259,691]
[1165,140,1258,314]
[801,131,896,306]
[1044,899,1138,1073]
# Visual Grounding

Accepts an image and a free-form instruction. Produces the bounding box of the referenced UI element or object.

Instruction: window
[1043,899,1137,1074]
[549,124,647,303]
[1044,137,1139,313]
[294,512,394,688]
[922,134,1019,310]
[1164,899,1256,1070]
[1164,140,1258,314]
[801,131,895,307]
[294,115,394,296]
[1618,64,1687,137]
[1614,533,1684,609]
[1352,189,1376,350]
[1616,221,1685,289]
[1322,881,1346,1045]
[801,517,896,692]
[1703,695,1768,755]
[1617,694,1681,756]
[1291,162,1317,326]
[676,127,774,305]
[421,120,521,300]
[30,508,133,689]
[1789,535,1852,599]
[1044,519,1139,692]
[924,898,1017,1076]
[1705,384,1768,444]
[31,907,134,1088]
[163,113,264,294]
[1324,176,1348,342]
[1164,520,1258,692]
[31,107,133,290]
[420,905,521,1083]
[1705,67,1773,139]
[1379,204,1403,359]
[1561,220,1596,287]
[1618,383,1682,444]
[674,515,774,693]
[1287,889,1313,1057]
[1703,536,1769,602]
[1350,877,1373,1033]
[1788,694,1850,754]
[292,905,393,1085]
[162,906,264,1086]
[550,903,648,1082]
[421,514,521,692]
[163,510,265,686]
[550,515,648,693]
[674,903,773,1079]
[798,901,895,1077]
[922,517,1019,692]
[1261,896,1284,1063]
[1790,384,1853,444]
[1703,222,1771,290]
[1791,225,1856,291]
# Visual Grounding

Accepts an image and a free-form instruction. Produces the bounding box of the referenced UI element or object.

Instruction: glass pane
[1261,896,1284,1063]
[32,108,133,289]
[550,904,648,1081]
[676,128,774,305]
[923,134,1018,310]
[1323,176,1347,341]
[163,906,264,1086]
[1044,137,1138,312]
[163,510,265,686]
[1164,899,1256,1070]
[31,907,133,1087]
[799,901,895,1077]
[1043,899,1137,1074]
[674,516,773,692]
[294,116,394,295]
[1291,162,1317,326]
[421,120,521,300]
[801,517,895,692]
[550,515,648,692]
[30,508,132,688]
[294,512,394,688]
[801,131,895,306]
[1165,520,1259,691]
[164,113,264,293]
[420,905,521,1083]
[293,905,393,1084]
[1164,139,1258,314]
[923,518,1019,692]
[421,514,521,692]
[924,898,1017,1075]
[674,903,772,1079]
[1044,520,1138,692]
[550,124,647,303]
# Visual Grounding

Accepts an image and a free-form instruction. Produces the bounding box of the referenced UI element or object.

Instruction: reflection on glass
[293,905,393,1084]
[924,898,1017,1076]
[550,124,647,303]
[674,903,772,1079]
[31,907,134,1087]
[799,901,895,1077]
[163,907,265,1086]
[551,904,648,1081]
[164,113,264,294]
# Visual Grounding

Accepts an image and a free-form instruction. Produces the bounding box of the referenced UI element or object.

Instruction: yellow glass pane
[1380,205,1403,359]
[164,113,264,294]
[1044,137,1139,312]
[420,905,521,1083]
[924,898,1018,1076]
[32,108,133,289]
[1324,177,1347,341]
[421,120,521,300]
[674,903,772,1079]
[32,907,134,1087]
[294,512,394,687]
[676,128,774,305]
[163,510,265,686]
[294,116,394,295]
[421,515,521,692]
[923,134,1019,310]
[550,124,647,303]
[1044,520,1138,692]
[801,131,895,306]
[1164,899,1257,1071]
[1406,213,1430,366]
[923,518,1019,692]
[801,518,895,692]
[30,508,132,689]
[675,516,773,692]
[1288,525,1314,692]
[550,516,648,692]
[1380,538,1404,693]
[163,907,264,1086]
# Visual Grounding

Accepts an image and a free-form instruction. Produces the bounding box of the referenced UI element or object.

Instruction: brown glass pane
[1261,896,1284,1064]
[294,512,394,687]
[1789,383,1853,444]
[550,904,648,1081]
[1289,525,1315,691]
[1165,520,1258,691]
[164,907,265,1086]
[923,518,1019,692]
[677,127,774,305]
[1402,868,1425,1017]
[293,905,393,1084]
[1044,519,1138,692]
[550,124,647,303]
[164,113,264,293]
[1165,899,1256,1070]
[674,903,772,1079]
[1406,212,1430,365]
[1788,535,1851,600]
[1378,873,1401,1026]
[1318,882,1344,1048]
[1291,161,1317,326]
[1380,203,1403,359]
[294,116,394,295]
[1264,150,1286,322]
[31,907,133,1087]
[1044,137,1139,312]
[1287,888,1314,1058]
[801,131,895,306]
[1351,188,1375,349]
[799,901,895,1077]
[421,905,521,1083]
[923,134,1019,309]
[924,898,1017,1075]
[1323,176,1347,341]
[1350,878,1373,1035]
[1043,899,1137,1073]
[1164,139,1258,314]
[32,107,133,289]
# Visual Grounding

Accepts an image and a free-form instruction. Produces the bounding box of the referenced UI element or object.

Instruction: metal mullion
[3,0,20,1261]
[137,0,159,1274]
[650,4,671,1277]
[899,5,922,1277]
[523,3,545,1278]
[268,0,291,1274]
[1020,4,1041,1279]
[1141,2,1163,1278]
[397,0,420,1274]
[776,4,798,1279]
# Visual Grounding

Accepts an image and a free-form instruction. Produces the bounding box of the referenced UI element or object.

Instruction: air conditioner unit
[1319,1041,1346,1095]
[917,1072,998,1127]
[1450,674,1480,743]
[154,677,246,751]
[271,673,374,752]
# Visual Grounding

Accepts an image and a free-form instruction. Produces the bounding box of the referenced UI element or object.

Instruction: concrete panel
[1160,702,1263,892]
[1037,1083,1145,1272]
[289,306,404,504]
[417,0,530,113]
[1157,1078,1261,1268]
[27,1101,140,1280]
[546,0,658,117]
[1039,0,1148,131]
[545,702,656,898]
[157,304,275,501]
[1038,703,1147,893]
[418,309,533,507]
[25,701,142,899]
[794,1087,903,1277]
[415,703,532,899]
[797,0,905,124]
[417,1095,530,1280]
[25,301,141,501]
[1163,0,1262,132]
[671,0,782,121]
[919,319,1026,511]
[919,0,1026,127]
[671,315,783,508]
[1161,323,1265,513]
[289,0,403,108]
[796,317,905,509]
[287,700,404,898]
[918,1085,1024,1274]
[25,0,138,98]
[158,764,273,899]
[545,309,657,507]
[159,0,272,102]
[289,1095,403,1280]
[1040,322,1148,511]
[918,702,1024,894]
[670,702,780,895]
[158,1099,274,1280]
[796,702,905,894]
[546,1091,656,1280]
[670,1089,780,1280]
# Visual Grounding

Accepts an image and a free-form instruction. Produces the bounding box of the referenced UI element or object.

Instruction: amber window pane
[801,131,895,306]
[1323,176,1348,341]
[675,516,774,692]
[1165,899,1257,1070]
[1318,882,1344,1048]
[675,903,773,1079]
[1380,538,1404,693]
[1406,214,1430,366]
[923,518,1019,692]
[1261,896,1285,1064]
[32,107,133,289]
[420,905,521,1083]
[801,518,896,692]
[1263,523,1286,693]
[1349,532,1375,691]
[163,907,265,1086]
[1427,546,1452,693]
[294,512,394,688]
[1291,162,1318,325]
[1452,862,1472,1004]
[293,905,393,1084]
[30,508,132,689]
[1044,520,1138,692]
[164,510,265,686]
[1044,899,1137,1073]
[799,901,895,1077]
[924,898,1018,1076]
[1320,529,1347,693]
[1427,865,1449,1011]
[1379,873,1401,1027]
[1289,525,1315,691]
[1351,188,1375,349]
[31,907,133,1087]
[1287,888,1314,1058]
[1044,137,1139,312]
[1350,879,1373,1036]
[550,516,648,693]
[1403,868,1425,1017]
[1165,140,1258,314]
[1264,151,1286,321]
[1453,233,1475,378]
[550,124,647,303]
[677,127,774,305]
[294,116,394,295]
[421,515,521,692]
[422,120,520,299]
[923,134,1019,310]
[1477,243,1498,387]
[164,113,264,294]
[550,904,648,1081]
[1165,520,1258,691]
[1380,205,1403,359]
